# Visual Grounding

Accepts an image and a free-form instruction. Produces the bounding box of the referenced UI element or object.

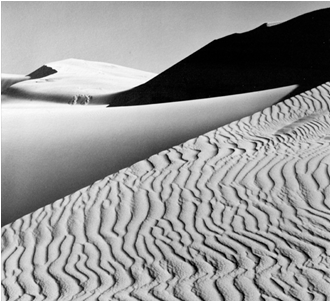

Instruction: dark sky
[2,1,330,74]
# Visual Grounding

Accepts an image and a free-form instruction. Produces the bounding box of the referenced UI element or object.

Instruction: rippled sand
[2,83,329,301]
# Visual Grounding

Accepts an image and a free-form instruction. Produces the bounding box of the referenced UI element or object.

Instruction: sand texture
[2,84,297,226]
[2,83,330,300]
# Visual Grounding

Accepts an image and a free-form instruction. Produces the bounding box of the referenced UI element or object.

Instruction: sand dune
[108,8,329,106]
[2,83,329,300]
[2,58,156,105]
[1,74,30,93]
[2,84,297,226]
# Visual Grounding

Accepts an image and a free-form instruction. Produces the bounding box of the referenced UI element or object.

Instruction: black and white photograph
[1,1,330,301]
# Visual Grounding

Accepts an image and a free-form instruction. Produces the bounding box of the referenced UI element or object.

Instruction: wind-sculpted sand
[2,83,330,301]
[1,74,30,92]
[2,85,297,226]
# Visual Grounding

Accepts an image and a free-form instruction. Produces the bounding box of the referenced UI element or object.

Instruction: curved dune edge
[1,74,30,92]
[2,83,330,301]
[107,9,330,106]
[2,84,298,226]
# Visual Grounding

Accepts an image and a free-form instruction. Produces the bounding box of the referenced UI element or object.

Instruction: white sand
[266,20,285,27]
[2,83,329,300]
[2,58,156,105]
[2,84,298,225]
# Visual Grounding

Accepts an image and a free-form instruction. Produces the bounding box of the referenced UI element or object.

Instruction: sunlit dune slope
[2,83,329,301]
[2,59,156,105]
[108,8,329,106]
[2,84,297,226]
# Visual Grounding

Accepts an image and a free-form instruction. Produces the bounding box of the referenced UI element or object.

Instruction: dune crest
[2,83,330,300]
[108,8,329,106]
[27,65,57,79]
[1,84,298,226]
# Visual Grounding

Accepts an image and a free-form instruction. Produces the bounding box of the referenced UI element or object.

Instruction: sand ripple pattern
[2,83,330,301]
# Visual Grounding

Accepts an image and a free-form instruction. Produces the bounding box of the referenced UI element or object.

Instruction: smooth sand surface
[2,83,329,300]
[2,58,156,105]
[1,74,30,92]
[266,20,285,27]
[2,85,297,226]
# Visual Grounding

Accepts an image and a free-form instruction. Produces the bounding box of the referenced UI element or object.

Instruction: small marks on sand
[68,95,92,105]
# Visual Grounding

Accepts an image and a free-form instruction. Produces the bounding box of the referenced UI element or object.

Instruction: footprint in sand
[68,94,92,105]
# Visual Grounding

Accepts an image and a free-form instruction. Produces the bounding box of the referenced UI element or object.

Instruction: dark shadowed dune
[27,65,57,79]
[108,8,330,107]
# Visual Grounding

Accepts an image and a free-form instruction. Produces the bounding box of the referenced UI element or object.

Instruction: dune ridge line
[1,83,330,301]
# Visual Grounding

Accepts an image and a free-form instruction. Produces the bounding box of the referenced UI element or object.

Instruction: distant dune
[2,59,156,105]
[108,8,330,106]
[2,83,329,300]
